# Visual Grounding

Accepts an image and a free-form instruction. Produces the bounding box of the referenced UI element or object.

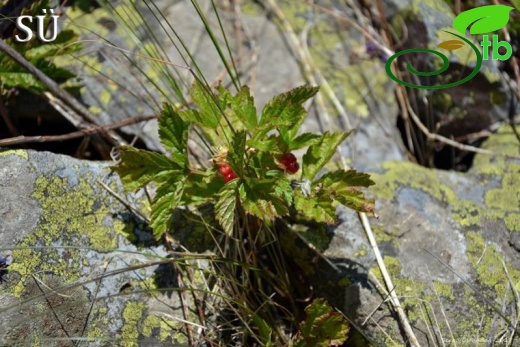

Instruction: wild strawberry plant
[113,81,374,345]
[113,81,374,240]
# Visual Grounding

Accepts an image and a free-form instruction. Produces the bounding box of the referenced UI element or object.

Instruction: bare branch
[0,115,158,146]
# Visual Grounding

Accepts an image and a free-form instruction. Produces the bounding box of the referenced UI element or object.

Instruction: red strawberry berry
[223,171,238,183]
[217,163,238,183]
[218,163,233,176]
[286,161,300,174]
[279,153,299,174]
[279,153,297,167]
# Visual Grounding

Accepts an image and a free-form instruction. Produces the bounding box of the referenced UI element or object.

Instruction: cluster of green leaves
[0,0,81,92]
[114,81,374,240]
[293,298,349,347]
[254,298,349,347]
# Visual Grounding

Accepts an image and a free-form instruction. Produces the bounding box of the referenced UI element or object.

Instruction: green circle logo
[385,5,515,89]
[385,31,482,89]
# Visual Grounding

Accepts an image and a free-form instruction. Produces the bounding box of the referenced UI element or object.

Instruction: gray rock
[0,149,189,346]
[316,126,520,345]
[2,0,519,345]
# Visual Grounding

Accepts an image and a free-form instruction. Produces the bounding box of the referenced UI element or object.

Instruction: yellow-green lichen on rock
[0,148,29,160]
[142,314,187,344]
[357,125,520,344]
[471,126,520,233]
[466,231,520,297]
[370,132,520,233]
[121,301,145,346]
[9,171,122,297]
[370,160,458,204]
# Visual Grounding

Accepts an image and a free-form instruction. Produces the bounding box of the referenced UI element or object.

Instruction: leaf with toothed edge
[215,179,239,235]
[239,177,291,221]
[150,175,185,240]
[111,146,182,192]
[158,102,189,168]
[293,298,349,347]
[302,131,351,181]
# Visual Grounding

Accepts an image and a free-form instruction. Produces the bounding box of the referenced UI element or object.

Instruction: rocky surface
[325,126,520,345]
[0,150,188,346]
[1,126,518,346]
[1,0,520,346]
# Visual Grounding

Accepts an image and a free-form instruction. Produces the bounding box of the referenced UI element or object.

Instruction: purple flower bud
[366,42,379,53]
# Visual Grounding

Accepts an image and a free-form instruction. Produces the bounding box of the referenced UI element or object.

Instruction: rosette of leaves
[113,81,375,240]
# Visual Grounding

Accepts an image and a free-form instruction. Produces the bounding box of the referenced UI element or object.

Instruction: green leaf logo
[453,5,514,35]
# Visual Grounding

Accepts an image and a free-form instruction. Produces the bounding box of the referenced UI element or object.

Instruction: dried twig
[360,212,421,347]
[395,84,520,159]
[0,114,158,146]
[97,180,150,224]
[0,38,124,156]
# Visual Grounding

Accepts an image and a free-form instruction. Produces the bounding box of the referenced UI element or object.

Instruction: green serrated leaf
[261,103,305,129]
[30,58,76,82]
[0,72,45,91]
[215,180,239,235]
[247,134,279,152]
[453,5,514,35]
[275,85,319,142]
[227,85,258,128]
[239,178,290,220]
[190,80,222,128]
[227,130,247,176]
[319,170,375,190]
[182,171,223,204]
[335,191,375,214]
[177,109,208,128]
[302,132,351,180]
[111,146,182,192]
[24,32,81,60]
[259,85,319,139]
[262,85,319,122]
[288,133,322,151]
[317,170,375,213]
[273,176,293,206]
[52,30,80,45]
[159,103,189,167]
[294,192,336,224]
[294,298,349,347]
[150,176,185,240]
